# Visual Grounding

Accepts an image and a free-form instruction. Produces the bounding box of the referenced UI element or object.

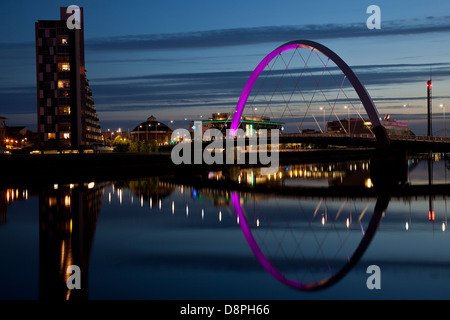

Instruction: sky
[1,0,450,135]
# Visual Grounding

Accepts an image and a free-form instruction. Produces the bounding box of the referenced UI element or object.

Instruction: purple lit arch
[231,192,389,291]
[230,40,389,145]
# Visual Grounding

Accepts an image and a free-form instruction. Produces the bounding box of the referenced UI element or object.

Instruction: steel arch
[229,40,389,146]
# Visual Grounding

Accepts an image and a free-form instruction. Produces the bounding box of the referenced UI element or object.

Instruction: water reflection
[207,160,373,188]
[1,154,450,299]
[39,182,104,300]
[231,191,389,291]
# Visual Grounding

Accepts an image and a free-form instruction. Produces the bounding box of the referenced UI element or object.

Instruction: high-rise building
[35,7,103,150]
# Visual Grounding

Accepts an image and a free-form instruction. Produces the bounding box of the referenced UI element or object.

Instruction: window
[63,133,70,140]
[58,106,71,115]
[58,37,68,45]
[60,90,70,97]
[48,133,56,140]
[57,80,70,89]
[58,63,70,72]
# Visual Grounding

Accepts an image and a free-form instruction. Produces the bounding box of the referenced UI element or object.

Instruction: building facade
[327,115,413,136]
[0,117,5,153]
[189,112,284,140]
[130,116,173,145]
[35,7,103,150]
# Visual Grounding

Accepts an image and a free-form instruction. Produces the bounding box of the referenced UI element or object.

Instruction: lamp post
[344,105,350,135]
[441,104,446,137]
[403,104,409,127]
[320,107,325,134]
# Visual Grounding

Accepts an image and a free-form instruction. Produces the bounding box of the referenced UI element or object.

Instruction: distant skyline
[1,0,450,135]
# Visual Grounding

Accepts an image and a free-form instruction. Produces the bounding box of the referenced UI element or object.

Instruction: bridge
[206,39,448,154]
[278,132,450,153]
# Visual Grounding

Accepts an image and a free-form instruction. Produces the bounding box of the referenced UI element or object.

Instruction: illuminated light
[364,121,372,126]
[149,198,152,209]
[54,184,58,190]
[256,218,260,227]
[186,205,189,217]
[429,210,435,221]
[70,219,73,233]
[108,192,111,204]
[202,209,204,220]
[442,222,446,232]
[321,216,325,225]
[219,211,222,222]
[64,195,71,207]
[365,178,374,188]
[158,199,161,210]
[346,218,350,229]
[171,201,174,214]
[141,196,144,207]
[405,222,409,230]
[69,184,74,189]
[237,216,239,224]
[87,182,95,189]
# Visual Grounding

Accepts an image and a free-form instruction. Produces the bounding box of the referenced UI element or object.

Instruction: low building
[189,112,284,140]
[130,116,173,145]
[327,115,413,136]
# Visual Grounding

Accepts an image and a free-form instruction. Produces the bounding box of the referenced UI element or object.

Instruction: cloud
[85,16,450,52]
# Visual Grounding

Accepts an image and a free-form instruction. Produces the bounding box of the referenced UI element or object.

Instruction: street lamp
[320,107,325,133]
[344,105,350,135]
[403,104,409,127]
[440,104,446,137]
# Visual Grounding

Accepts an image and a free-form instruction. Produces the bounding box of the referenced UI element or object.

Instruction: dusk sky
[1,0,450,135]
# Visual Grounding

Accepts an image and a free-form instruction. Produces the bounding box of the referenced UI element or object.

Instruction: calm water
[1,155,450,300]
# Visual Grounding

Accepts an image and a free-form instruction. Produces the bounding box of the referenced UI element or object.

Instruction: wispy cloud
[86,16,450,52]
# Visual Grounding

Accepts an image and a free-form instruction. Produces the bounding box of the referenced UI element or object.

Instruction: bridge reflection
[1,154,449,298]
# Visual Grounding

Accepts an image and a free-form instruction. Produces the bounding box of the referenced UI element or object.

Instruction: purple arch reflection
[231,192,389,291]
[229,40,388,145]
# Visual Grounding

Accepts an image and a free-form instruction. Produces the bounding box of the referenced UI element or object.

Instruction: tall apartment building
[35,7,103,150]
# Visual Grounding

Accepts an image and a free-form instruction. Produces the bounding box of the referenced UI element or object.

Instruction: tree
[112,135,130,152]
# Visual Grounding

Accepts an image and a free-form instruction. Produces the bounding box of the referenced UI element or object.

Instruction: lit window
[57,80,70,88]
[64,195,71,207]
[63,133,70,139]
[58,63,70,71]
[58,106,71,115]
[48,133,56,140]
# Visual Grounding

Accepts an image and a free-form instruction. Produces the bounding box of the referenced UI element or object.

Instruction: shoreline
[0,148,377,186]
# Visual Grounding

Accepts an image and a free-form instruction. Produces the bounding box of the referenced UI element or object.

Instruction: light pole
[441,104,446,137]
[320,107,325,134]
[403,104,409,127]
[344,105,350,135]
